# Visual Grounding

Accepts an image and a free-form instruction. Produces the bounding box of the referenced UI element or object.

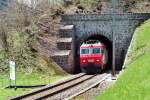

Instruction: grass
[79,0,97,8]
[0,72,66,100]
[96,19,150,100]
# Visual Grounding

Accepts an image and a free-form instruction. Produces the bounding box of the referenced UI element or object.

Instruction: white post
[9,61,16,90]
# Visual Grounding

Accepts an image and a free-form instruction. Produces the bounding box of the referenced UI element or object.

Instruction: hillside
[0,0,150,73]
[62,0,150,14]
[96,19,150,100]
[0,0,150,99]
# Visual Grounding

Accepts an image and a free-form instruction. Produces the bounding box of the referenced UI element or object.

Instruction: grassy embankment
[0,32,66,99]
[96,19,150,100]
[0,72,66,100]
[0,32,68,99]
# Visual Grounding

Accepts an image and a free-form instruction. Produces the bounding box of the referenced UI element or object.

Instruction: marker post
[9,61,17,90]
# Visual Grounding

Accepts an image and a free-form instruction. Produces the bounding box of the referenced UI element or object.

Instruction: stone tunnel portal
[51,13,150,74]
[74,34,112,73]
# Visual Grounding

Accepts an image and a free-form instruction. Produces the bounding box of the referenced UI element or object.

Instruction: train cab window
[93,48,101,54]
[81,49,89,54]
[101,49,104,54]
[93,48,105,54]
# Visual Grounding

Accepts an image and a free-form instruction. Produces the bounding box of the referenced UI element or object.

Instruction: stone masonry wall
[61,13,150,70]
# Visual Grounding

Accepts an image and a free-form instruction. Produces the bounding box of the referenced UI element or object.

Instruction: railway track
[11,73,110,100]
[65,74,110,100]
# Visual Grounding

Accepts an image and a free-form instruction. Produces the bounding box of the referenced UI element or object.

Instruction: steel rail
[34,75,96,100]
[11,73,86,100]
[64,74,110,100]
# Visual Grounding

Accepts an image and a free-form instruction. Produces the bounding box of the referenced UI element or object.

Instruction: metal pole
[14,64,17,90]
[112,0,117,76]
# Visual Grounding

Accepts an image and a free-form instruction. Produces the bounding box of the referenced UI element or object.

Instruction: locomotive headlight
[96,59,100,62]
[82,60,86,63]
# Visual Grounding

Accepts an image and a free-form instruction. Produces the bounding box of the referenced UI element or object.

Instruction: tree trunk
[0,28,8,52]
[0,39,3,51]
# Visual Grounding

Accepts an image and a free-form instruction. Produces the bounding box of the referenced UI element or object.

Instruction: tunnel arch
[74,33,112,73]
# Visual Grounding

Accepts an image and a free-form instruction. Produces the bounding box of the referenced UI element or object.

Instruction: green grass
[96,19,150,100]
[0,72,66,100]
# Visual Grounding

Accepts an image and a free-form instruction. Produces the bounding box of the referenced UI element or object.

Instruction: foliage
[5,31,57,75]
[0,1,65,74]
[96,19,150,100]
[0,51,8,72]
[79,0,97,8]
[7,32,37,73]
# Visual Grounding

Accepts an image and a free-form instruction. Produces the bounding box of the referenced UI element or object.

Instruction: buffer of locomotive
[51,13,150,74]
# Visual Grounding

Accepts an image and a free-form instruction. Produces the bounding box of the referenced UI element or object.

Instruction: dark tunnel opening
[74,34,112,73]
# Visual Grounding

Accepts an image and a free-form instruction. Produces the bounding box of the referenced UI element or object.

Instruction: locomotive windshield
[92,48,104,54]
[81,48,104,54]
[81,49,89,54]
[92,48,101,54]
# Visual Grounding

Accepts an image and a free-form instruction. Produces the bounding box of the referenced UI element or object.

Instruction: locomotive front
[80,40,108,73]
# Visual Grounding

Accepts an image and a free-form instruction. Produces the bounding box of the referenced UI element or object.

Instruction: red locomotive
[80,40,108,73]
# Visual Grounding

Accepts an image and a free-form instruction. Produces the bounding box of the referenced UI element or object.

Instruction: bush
[0,51,8,72]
